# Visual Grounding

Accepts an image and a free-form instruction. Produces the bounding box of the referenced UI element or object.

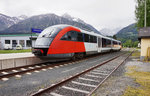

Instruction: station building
[0,34,37,50]
[138,27,150,60]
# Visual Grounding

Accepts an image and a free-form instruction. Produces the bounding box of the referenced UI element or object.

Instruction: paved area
[0,53,35,60]
[0,51,123,96]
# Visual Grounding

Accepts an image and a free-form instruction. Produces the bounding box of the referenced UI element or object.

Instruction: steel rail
[0,60,71,79]
[0,51,109,80]
[31,52,126,96]
[0,51,104,73]
[87,50,134,96]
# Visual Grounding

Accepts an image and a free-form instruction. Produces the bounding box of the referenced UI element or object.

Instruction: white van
[4,44,12,50]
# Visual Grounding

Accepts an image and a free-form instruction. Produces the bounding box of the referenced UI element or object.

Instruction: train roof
[50,24,70,29]
[49,24,121,43]
[80,28,121,43]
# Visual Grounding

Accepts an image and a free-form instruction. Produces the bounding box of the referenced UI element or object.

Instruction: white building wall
[0,36,32,50]
[0,37,2,50]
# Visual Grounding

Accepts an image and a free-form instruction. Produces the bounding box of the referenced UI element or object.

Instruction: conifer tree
[135,0,150,28]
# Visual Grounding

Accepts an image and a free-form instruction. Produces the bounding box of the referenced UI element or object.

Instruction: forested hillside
[116,23,139,47]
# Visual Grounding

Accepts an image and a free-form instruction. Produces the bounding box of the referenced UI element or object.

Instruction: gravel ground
[0,51,124,96]
[41,52,129,96]
[93,52,144,96]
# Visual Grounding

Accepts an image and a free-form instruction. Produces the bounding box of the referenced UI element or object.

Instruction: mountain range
[0,13,100,34]
[99,27,122,36]
[0,14,27,31]
[116,23,138,43]
[0,13,138,44]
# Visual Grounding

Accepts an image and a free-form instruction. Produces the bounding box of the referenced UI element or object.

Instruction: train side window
[67,31,72,40]
[93,36,97,43]
[113,41,115,44]
[61,33,68,40]
[107,40,111,45]
[84,34,89,42]
[106,39,111,47]
[102,38,106,47]
[60,31,78,41]
[77,32,83,42]
[90,35,94,43]
[71,31,77,41]
[113,41,118,45]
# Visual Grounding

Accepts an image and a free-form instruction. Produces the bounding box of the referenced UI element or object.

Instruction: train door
[98,37,102,52]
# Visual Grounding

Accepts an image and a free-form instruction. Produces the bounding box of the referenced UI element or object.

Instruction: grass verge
[132,51,140,57]
[122,65,150,96]
[0,49,31,54]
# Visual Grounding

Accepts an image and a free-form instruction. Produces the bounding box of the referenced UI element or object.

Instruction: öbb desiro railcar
[32,24,121,60]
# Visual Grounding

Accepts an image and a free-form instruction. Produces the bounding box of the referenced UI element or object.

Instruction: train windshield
[38,27,61,38]
[35,38,53,47]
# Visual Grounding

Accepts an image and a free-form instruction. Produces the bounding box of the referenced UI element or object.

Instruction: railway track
[31,51,133,96]
[0,51,111,81]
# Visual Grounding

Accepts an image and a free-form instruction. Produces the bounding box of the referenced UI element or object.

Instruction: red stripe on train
[47,26,85,54]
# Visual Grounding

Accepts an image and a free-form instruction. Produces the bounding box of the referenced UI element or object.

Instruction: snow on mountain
[0,13,28,31]
[61,13,100,34]
[17,15,28,20]
[100,27,122,36]
[0,13,100,34]
[62,13,86,24]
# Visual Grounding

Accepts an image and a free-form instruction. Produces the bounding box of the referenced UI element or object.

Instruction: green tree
[113,35,117,39]
[123,40,133,47]
[133,41,139,47]
[135,0,150,28]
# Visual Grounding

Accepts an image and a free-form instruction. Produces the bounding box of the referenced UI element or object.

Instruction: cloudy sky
[0,0,136,30]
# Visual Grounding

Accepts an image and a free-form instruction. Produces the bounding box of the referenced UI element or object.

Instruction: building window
[19,40,24,47]
[12,40,17,47]
[5,40,10,44]
[26,40,31,47]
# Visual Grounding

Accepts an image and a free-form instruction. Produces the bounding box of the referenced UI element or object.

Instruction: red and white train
[32,24,122,60]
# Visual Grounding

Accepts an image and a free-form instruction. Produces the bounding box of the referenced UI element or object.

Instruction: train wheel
[71,54,77,61]
[71,53,84,61]
[77,53,84,59]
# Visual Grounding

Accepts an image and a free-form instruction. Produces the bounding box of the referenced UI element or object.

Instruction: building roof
[138,27,150,39]
[0,34,38,37]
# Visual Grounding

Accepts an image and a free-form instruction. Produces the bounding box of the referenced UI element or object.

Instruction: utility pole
[144,0,147,27]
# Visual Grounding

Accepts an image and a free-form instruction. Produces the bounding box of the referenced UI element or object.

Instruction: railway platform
[0,52,34,60]
[0,52,43,70]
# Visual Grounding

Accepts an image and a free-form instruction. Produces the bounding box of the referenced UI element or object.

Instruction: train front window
[35,38,53,47]
[38,27,61,38]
